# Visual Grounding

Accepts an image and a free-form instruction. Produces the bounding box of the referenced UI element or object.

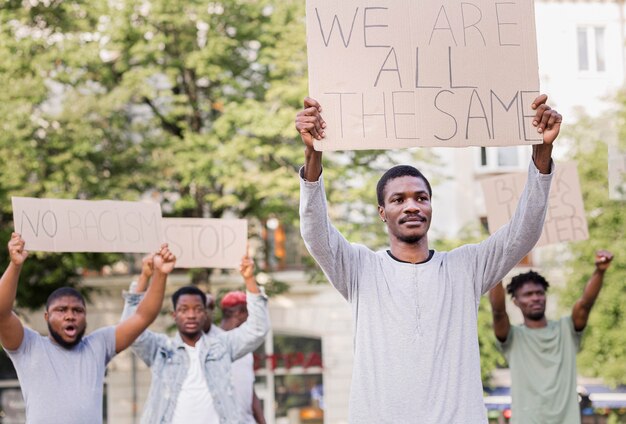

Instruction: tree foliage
[0,0,433,307]
[557,101,626,386]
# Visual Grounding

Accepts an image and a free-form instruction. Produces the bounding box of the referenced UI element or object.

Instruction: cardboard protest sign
[608,145,626,201]
[12,197,162,252]
[306,0,540,150]
[162,218,247,269]
[481,162,588,247]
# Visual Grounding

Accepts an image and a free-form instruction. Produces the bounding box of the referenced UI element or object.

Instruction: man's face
[173,294,208,340]
[232,306,249,329]
[378,176,432,244]
[513,282,547,321]
[44,296,87,349]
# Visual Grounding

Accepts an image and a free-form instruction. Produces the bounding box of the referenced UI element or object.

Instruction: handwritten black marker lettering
[361,92,388,138]
[199,225,219,259]
[490,90,520,139]
[433,90,458,141]
[67,210,85,240]
[415,47,441,89]
[465,89,492,139]
[41,210,58,238]
[495,2,520,46]
[124,212,141,243]
[429,6,458,46]
[363,7,390,48]
[221,225,237,258]
[20,210,41,237]
[374,47,402,88]
[391,91,419,140]
[461,3,486,46]
[315,7,359,47]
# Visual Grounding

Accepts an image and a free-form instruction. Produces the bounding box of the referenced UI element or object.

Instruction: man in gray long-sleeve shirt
[295,94,562,423]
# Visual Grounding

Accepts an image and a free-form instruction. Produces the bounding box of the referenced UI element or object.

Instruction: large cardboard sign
[306,0,540,150]
[481,162,588,247]
[162,218,247,269]
[12,197,162,252]
[608,145,626,201]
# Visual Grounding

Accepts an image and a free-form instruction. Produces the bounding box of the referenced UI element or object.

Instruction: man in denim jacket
[122,254,269,424]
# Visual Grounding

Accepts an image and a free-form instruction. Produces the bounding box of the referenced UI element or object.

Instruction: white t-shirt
[231,353,256,423]
[171,344,220,424]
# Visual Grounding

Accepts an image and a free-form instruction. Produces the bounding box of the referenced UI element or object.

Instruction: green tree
[0,0,435,306]
[558,103,626,386]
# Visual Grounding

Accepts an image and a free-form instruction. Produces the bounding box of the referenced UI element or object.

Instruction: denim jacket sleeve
[224,291,270,361]
[121,288,168,368]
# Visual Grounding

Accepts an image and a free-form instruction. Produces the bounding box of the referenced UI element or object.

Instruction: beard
[526,310,545,321]
[396,233,424,244]
[48,323,85,349]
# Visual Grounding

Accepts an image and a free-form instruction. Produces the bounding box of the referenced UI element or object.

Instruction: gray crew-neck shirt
[498,317,582,424]
[4,326,116,424]
[299,161,553,423]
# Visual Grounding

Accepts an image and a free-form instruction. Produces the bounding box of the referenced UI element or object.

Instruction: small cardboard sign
[162,218,247,269]
[12,197,162,252]
[306,0,540,150]
[481,162,588,247]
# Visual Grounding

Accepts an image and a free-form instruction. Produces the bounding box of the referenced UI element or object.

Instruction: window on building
[577,26,606,72]
[478,146,523,172]
[254,334,324,424]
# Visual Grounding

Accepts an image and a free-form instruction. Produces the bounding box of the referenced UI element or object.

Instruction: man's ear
[44,311,49,322]
[512,297,519,308]
[378,205,386,222]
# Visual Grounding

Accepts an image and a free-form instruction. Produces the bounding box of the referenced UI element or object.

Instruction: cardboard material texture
[481,162,588,247]
[12,197,162,252]
[306,0,540,150]
[162,218,247,269]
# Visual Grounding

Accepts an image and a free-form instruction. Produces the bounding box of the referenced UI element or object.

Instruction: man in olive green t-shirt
[489,250,614,424]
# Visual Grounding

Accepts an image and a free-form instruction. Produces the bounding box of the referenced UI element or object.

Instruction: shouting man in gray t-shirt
[0,233,176,424]
[295,94,562,423]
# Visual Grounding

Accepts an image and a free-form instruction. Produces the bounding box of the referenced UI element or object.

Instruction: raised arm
[530,94,562,174]
[115,244,175,353]
[295,97,325,182]
[135,253,155,293]
[489,282,511,343]
[0,233,28,350]
[225,254,269,360]
[470,94,561,295]
[572,250,613,332]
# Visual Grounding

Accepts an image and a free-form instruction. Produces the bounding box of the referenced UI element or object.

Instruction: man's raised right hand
[8,233,28,266]
[295,97,326,149]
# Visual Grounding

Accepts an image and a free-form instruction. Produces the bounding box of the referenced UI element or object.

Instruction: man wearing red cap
[220,290,267,424]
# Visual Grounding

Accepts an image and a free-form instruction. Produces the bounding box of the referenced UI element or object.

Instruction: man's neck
[220,319,237,332]
[180,333,202,347]
[389,238,430,264]
[523,317,548,329]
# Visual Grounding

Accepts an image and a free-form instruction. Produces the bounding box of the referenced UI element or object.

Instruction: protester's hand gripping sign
[306,0,540,150]
[162,218,247,269]
[481,162,589,247]
[12,197,162,252]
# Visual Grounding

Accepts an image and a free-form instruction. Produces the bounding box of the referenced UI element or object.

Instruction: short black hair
[46,287,85,311]
[172,286,207,309]
[376,165,432,206]
[506,270,550,297]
